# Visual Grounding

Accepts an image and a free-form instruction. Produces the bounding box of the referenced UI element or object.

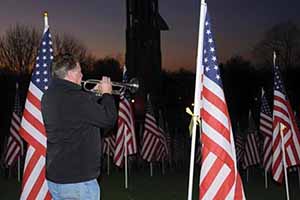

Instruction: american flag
[19,16,53,200]
[113,66,137,167]
[155,127,168,161]
[157,109,169,161]
[103,134,116,157]
[272,60,300,183]
[4,83,23,167]
[141,95,167,162]
[235,134,244,166]
[199,12,245,199]
[242,133,261,169]
[259,88,273,171]
[164,121,172,164]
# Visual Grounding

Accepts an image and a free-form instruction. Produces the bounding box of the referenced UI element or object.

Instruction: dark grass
[1,166,300,200]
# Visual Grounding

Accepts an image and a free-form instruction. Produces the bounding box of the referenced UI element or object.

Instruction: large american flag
[4,83,23,167]
[272,61,300,183]
[113,66,137,167]
[141,95,167,162]
[259,88,273,171]
[19,19,53,200]
[199,12,245,199]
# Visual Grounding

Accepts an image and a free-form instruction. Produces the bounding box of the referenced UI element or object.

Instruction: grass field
[1,166,300,199]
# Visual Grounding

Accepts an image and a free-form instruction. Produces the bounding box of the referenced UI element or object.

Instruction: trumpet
[81,78,139,95]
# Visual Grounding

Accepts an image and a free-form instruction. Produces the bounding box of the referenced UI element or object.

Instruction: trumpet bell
[126,78,139,94]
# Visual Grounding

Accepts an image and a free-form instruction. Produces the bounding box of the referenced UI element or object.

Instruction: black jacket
[41,78,117,183]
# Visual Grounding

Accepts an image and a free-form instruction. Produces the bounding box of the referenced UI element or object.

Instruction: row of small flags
[103,92,169,165]
[233,55,300,185]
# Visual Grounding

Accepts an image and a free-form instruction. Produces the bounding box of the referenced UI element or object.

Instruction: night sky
[0,0,300,71]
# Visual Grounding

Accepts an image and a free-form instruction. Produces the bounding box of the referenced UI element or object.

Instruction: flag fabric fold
[199,11,245,199]
[271,61,300,183]
[19,16,53,200]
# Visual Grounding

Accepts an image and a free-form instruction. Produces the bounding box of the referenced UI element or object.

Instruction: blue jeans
[47,179,100,200]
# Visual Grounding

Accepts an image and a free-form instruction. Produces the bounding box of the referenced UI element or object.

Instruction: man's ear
[66,70,73,79]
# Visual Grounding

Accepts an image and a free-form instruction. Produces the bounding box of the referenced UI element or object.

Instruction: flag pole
[187,1,206,200]
[17,156,21,182]
[43,12,49,32]
[280,123,290,200]
[264,170,268,189]
[150,162,153,177]
[107,150,110,176]
[246,168,249,183]
[162,159,165,175]
[297,167,300,188]
[124,138,128,189]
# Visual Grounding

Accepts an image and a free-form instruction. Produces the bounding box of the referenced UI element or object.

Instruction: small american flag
[272,57,300,183]
[259,88,273,171]
[141,95,167,162]
[4,83,23,167]
[113,66,137,167]
[199,11,245,199]
[19,14,53,200]
[103,134,116,157]
[242,133,261,169]
[235,134,245,166]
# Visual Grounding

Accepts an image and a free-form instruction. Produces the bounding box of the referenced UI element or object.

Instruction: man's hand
[99,76,112,95]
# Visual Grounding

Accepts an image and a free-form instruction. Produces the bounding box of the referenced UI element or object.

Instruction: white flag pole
[280,123,290,200]
[150,162,153,177]
[107,148,110,176]
[187,1,206,200]
[162,159,165,175]
[264,169,268,189]
[297,167,300,188]
[17,156,21,182]
[43,12,49,33]
[124,137,128,189]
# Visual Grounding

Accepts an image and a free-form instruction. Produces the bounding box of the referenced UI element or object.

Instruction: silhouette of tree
[53,33,95,69]
[253,21,300,68]
[0,24,40,73]
[84,57,122,81]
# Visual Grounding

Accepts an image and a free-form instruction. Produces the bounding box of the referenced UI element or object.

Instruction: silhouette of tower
[126,0,168,100]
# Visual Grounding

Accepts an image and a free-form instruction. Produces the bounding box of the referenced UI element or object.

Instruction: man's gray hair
[52,54,78,79]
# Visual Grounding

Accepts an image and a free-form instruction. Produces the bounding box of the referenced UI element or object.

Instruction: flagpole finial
[43,11,49,31]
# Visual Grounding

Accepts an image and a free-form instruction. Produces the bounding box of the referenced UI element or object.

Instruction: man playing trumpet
[41,53,117,200]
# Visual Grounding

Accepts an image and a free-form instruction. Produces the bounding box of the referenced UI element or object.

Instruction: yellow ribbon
[186,107,201,136]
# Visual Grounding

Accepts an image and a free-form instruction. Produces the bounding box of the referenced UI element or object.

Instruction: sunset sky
[0,0,299,71]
